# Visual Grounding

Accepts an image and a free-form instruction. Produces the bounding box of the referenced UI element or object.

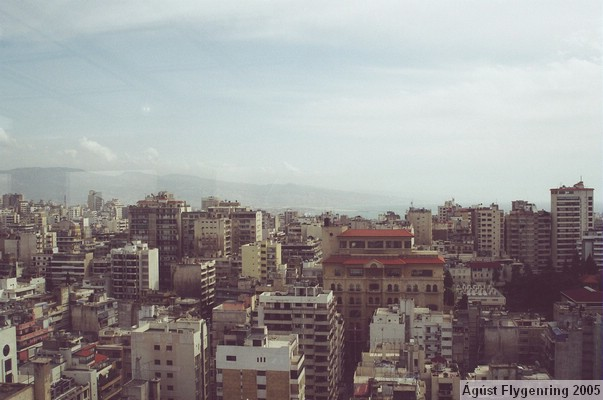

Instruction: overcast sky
[0,1,601,209]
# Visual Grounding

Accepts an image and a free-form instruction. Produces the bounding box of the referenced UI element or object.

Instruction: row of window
[331,283,439,292]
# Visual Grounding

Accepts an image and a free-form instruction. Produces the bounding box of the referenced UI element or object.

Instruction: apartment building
[216,326,305,400]
[110,241,159,301]
[550,181,595,270]
[322,228,444,361]
[505,200,552,274]
[241,239,282,283]
[257,285,344,400]
[472,204,504,258]
[230,210,263,255]
[406,207,433,247]
[128,192,190,289]
[131,318,210,400]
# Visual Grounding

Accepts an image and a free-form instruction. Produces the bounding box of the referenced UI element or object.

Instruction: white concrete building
[131,318,210,400]
[110,241,159,301]
[551,181,595,270]
[0,325,17,383]
[257,285,344,400]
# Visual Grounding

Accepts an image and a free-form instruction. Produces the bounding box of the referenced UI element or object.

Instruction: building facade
[131,318,210,400]
[550,181,594,270]
[257,285,344,400]
[110,241,159,301]
[216,326,305,400]
[128,192,190,289]
[322,229,444,361]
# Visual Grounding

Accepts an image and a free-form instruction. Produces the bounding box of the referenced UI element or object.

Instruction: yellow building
[322,229,444,359]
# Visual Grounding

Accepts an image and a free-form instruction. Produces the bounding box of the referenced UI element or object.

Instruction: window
[167,385,174,391]
[154,344,160,350]
[433,284,438,292]
[167,372,173,378]
[387,284,392,292]
[154,359,160,365]
[166,360,173,366]
[394,284,399,291]
[413,284,418,292]
[166,345,172,351]
[155,372,161,378]
[426,284,431,292]
[226,355,237,361]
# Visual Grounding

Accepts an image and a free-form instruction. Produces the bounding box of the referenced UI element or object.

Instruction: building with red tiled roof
[560,287,603,308]
[322,228,444,364]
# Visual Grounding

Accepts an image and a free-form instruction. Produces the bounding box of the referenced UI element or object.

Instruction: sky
[0,1,601,210]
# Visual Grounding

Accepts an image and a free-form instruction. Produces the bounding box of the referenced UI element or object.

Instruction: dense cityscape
[0,179,600,400]
[0,2,601,399]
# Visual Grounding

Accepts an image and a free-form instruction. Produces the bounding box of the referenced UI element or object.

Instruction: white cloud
[63,149,78,158]
[0,128,17,148]
[283,161,301,173]
[144,147,159,161]
[79,137,117,162]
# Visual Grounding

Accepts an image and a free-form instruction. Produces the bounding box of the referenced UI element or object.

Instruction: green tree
[455,294,468,310]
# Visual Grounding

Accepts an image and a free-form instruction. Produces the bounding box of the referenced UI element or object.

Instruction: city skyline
[0,1,601,207]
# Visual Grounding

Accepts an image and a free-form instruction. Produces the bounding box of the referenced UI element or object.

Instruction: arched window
[349,297,355,305]
[413,284,418,292]
[330,283,335,291]
[349,284,355,291]
[433,284,438,292]
[387,284,393,292]
[406,285,412,292]
[394,284,399,292]
[368,297,373,304]
[387,298,392,304]
[337,297,342,304]
[393,297,398,304]
[426,284,432,292]
[355,284,361,291]
[337,283,343,291]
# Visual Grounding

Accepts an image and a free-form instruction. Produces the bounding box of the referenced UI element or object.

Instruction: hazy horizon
[0,1,601,208]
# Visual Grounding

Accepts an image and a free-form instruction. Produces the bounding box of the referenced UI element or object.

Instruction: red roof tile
[561,287,603,304]
[323,255,444,265]
[339,229,414,238]
[93,353,108,365]
[467,261,502,269]
[354,383,369,396]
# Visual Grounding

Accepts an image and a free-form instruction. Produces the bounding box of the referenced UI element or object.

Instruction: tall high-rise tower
[128,192,190,289]
[550,181,594,270]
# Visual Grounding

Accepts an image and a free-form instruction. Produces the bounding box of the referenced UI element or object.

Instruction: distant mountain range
[0,167,413,215]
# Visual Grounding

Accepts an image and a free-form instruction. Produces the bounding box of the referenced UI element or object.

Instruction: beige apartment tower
[257,285,344,400]
[550,181,594,270]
